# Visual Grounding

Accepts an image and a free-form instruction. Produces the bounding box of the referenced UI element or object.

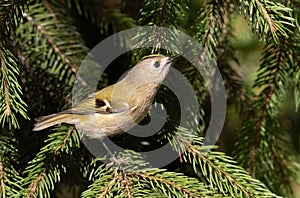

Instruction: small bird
[33,54,178,140]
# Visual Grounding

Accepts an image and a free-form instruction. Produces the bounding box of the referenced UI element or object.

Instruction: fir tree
[0,0,299,197]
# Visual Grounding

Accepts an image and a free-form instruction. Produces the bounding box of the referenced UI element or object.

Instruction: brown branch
[189,145,251,196]
[248,39,289,175]
[255,0,277,33]
[248,43,285,175]
[0,50,11,117]
[27,172,45,198]
[0,158,6,198]
[249,86,274,175]
[119,173,132,198]
[124,177,132,198]
[3,79,11,116]
[98,179,116,198]
[54,126,75,155]
[98,170,133,197]
[98,173,118,198]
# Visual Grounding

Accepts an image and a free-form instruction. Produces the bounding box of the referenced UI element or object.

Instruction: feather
[33,112,74,131]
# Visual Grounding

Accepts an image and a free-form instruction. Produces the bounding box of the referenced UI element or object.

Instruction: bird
[33,54,178,140]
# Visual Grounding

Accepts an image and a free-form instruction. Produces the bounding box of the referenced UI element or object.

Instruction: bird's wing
[70,85,131,115]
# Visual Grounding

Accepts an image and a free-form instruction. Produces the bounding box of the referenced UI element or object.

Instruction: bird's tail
[33,112,73,131]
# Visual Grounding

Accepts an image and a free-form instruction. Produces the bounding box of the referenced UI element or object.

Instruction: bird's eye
[154,61,160,68]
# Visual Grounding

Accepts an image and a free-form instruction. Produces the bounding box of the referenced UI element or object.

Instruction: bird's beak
[166,55,180,64]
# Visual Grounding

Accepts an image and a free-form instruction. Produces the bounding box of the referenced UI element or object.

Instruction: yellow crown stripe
[140,54,162,61]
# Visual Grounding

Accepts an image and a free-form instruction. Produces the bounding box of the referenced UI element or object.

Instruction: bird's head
[131,54,178,83]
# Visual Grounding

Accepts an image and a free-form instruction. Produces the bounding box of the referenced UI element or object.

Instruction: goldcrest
[33,54,177,139]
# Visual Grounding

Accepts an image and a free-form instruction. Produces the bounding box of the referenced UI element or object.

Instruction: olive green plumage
[33,54,176,139]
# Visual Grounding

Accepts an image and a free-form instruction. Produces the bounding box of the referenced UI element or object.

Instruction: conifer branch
[27,127,76,197]
[0,159,5,198]
[0,1,298,197]
[124,177,132,197]
[22,11,87,86]
[195,0,231,61]
[187,146,249,196]
[0,47,28,128]
[68,0,136,35]
[289,30,300,110]
[193,0,234,95]
[98,173,118,198]
[170,132,279,197]
[217,33,244,101]
[54,126,75,155]
[238,0,294,42]
[1,59,11,117]
[0,0,27,40]
[234,37,300,195]
[27,172,45,198]
[0,129,24,197]
[22,126,80,197]
[137,0,186,54]
[176,136,252,197]
[83,153,219,197]
[128,172,202,198]
[255,0,277,33]
[249,87,274,175]
[153,0,167,51]
[247,41,286,177]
